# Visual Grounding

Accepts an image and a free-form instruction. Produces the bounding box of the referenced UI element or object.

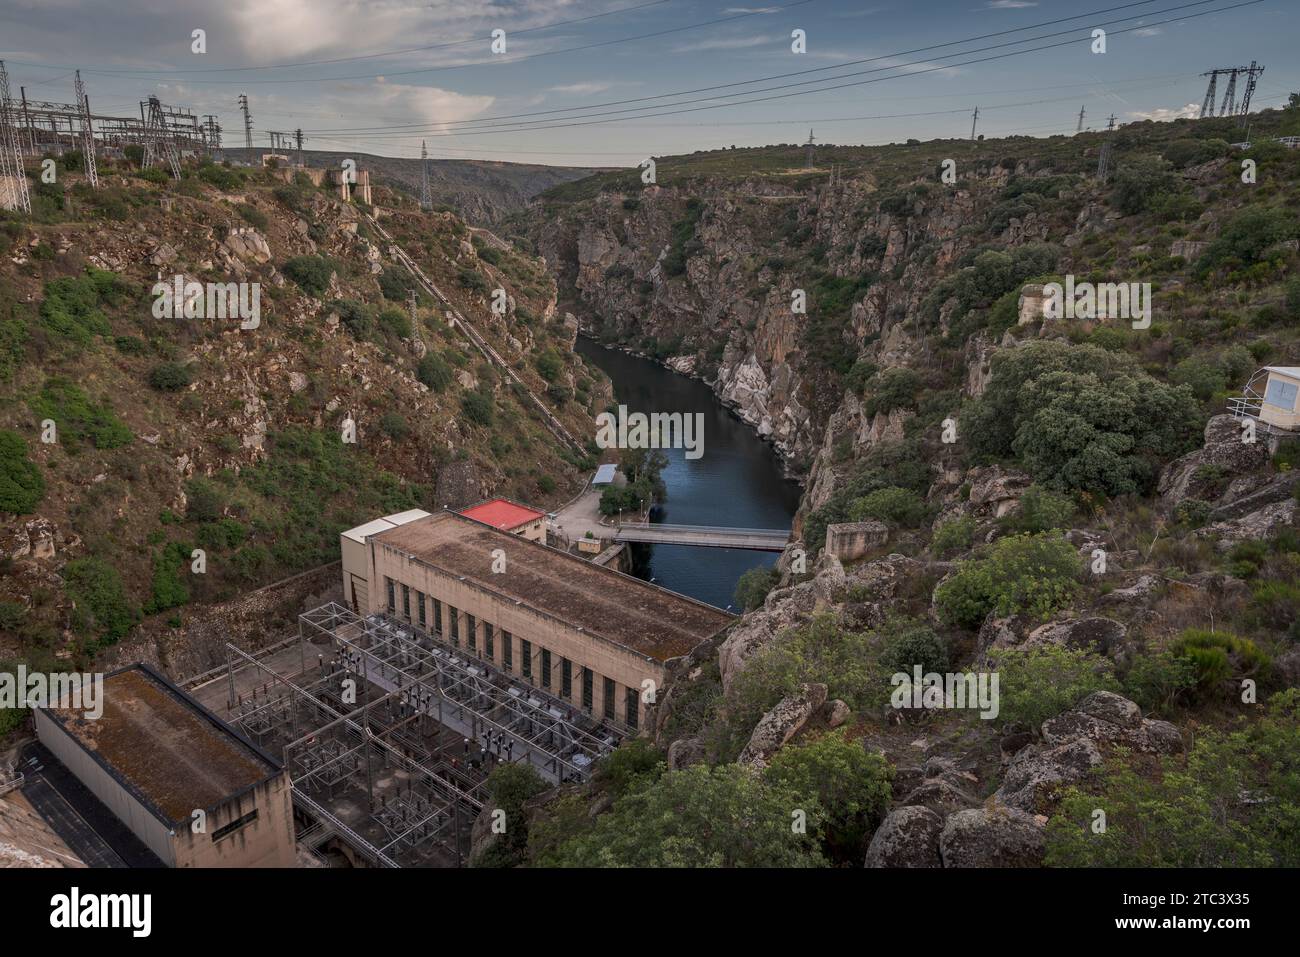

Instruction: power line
[295,1,1265,143]
[300,0,1240,136]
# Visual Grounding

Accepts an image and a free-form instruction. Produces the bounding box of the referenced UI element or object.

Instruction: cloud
[1134,27,1163,36]
[671,34,774,54]
[325,80,494,130]
[547,81,614,95]
[723,6,780,12]
[986,1,1038,8]
[1127,102,1200,122]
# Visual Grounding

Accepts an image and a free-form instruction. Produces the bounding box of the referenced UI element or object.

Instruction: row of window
[385,577,639,728]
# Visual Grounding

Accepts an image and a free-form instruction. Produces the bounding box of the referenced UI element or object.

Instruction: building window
[603,678,615,719]
[503,632,513,672]
[401,584,410,619]
[385,578,395,612]
[541,649,551,689]
[433,599,442,635]
[466,614,477,652]
[520,639,532,680]
[484,623,494,661]
[449,605,459,646]
[416,591,426,628]
[212,808,259,843]
[561,658,572,698]
[582,668,593,712]
[625,688,639,730]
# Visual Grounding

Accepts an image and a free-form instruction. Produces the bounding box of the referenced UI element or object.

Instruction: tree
[546,764,826,867]
[472,763,548,868]
[0,430,45,515]
[735,565,780,611]
[1110,154,1178,215]
[964,341,1200,497]
[282,255,335,296]
[764,730,893,861]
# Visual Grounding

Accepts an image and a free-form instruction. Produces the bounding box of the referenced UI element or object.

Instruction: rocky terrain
[481,106,1300,867]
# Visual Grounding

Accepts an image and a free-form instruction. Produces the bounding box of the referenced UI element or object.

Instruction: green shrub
[282,255,335,296]
[988,644,1119,729]
[1196,207,1298,276]
[593,739,664,799]
[1046,689,1300,866]
[1111,154,1178,215]
[1004,485,1076,534]
[144,541,192,614]
[931,515,975,557]
[0,429,45,514]
[847,485,928,527]
[377,307,412,339]
[38,268,129,348]
[861,368,920,417]
[379,411,409,439]
[734,564,780,611]
[64,557,137,644]
[29,378,132,450]
[878,621,949,676]
[1170,629,1270,697]
[416,353,453,392]
[147,361,192,391]
[461,390,494,426]
[934,533,1080,629]
[1121,649,1199,715]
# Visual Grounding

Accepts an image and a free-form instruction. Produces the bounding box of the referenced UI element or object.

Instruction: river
[575,337,803,610]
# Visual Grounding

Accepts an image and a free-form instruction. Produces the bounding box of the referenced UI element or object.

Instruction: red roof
[459,498,545,531]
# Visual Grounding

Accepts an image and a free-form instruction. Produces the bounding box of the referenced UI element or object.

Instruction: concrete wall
[170,772,296,868]
[368,542,658,727]
[825,521,889,562]
[34,709,176,866]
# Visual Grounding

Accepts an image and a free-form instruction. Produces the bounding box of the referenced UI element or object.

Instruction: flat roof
[593,464,617,485]
[1264,367,1300,379]
[341,509,431,544]
[43,664,282,827]
[371,511,734,661]
[459,498,545,531]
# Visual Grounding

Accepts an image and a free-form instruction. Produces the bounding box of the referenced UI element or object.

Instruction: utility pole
[0,60,31,214]
[74,71,98,189]
[238,93,252,149]
[1097,141,1113,183]
[970,106,979,141]
[1107,113,1116,131]
[1076,105,1086,133]
[295,128,304,167]
[805,129,815,169]
[419,139,431,211]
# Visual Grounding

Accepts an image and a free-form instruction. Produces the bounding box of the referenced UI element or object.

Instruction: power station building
[343,510,733,730]
[33,664,296,868]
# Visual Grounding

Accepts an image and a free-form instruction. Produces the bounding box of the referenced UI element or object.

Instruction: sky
[1,0,1296,167]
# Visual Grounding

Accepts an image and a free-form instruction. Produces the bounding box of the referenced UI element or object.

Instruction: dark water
[575,337,802,610]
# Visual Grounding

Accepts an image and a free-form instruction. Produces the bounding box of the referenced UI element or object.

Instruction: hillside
[223,148,603,225]
[0,159,609,684]
[481,106,1300,867]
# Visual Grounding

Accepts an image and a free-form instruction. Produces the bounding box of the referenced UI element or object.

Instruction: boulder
[899,777,978,818]
[1021,617,1128,656]
[939,807,1045,867]
[1157,414,1270,507]
[1096,574,1160,607]
[865,807,944,868]
[666,736,706,770]
[737,682,827,768]
[823,699,851,729]
[966,465,1032,518]
[1195,500,1298,551]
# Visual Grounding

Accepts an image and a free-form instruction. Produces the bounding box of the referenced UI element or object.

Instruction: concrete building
[340,508,431,612]
[459,498,546,542]
[1231,367,1300,434]
[33,664,296,868]
[361,510,733,730]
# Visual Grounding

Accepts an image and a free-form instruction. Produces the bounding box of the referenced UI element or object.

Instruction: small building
[340,509,432,612]
[459,498,546,542]
[592,463,618,486]
[363,510,733,729]
[1231,366,1300,434]
[33,664,296,868]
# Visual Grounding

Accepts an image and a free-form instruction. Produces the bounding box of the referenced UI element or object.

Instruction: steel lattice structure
[0,60,31,213]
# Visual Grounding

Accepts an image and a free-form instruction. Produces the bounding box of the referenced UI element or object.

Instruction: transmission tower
[143,96,182,180]
[419,140,432,210]
[1199,63,1264,118]
[1076,105,1086,133]
[295,128,304,167]
[1107,113,1117,131]
[238,94,253,149]
[0,60,31,214]
[805,129,816,169]
[970,106,979,141]
[74,71,98,189]
[1096,141,1114,183]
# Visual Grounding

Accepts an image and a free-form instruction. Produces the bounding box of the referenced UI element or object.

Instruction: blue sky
[2,0,1296,166]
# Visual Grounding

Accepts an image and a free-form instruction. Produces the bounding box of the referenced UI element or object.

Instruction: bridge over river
[611,523,790,551]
